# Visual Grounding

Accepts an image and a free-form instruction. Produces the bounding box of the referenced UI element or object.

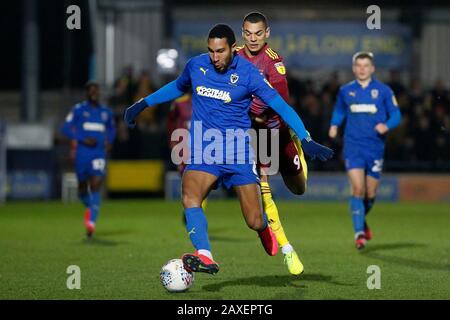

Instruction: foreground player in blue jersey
[328,52,401,250]
[62,82,116,238]
[124,24,333,274]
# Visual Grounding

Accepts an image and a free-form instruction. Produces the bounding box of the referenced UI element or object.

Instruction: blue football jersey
[62,101,116,157]
[331,77,399,150]
[175,53,279,163]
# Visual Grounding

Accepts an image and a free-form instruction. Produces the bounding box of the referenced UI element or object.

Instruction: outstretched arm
[248,64,333,161]
[267,95,308,140]
[123,80,185,128]
[267,95,334,161]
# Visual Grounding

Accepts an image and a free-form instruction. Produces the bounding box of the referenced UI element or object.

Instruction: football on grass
[160,258,194,292]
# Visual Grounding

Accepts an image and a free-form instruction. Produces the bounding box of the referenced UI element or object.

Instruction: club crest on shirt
[371,89,379,99]
[101,111,108,122]
[274,62,286,75]
[349,91,356,97]
[83,111,90,118]
[230,73,239,84]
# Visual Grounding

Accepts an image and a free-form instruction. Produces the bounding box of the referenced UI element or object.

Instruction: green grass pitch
[0,200,449,299]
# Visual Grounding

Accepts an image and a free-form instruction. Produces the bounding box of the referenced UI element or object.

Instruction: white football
[160,258,195,292]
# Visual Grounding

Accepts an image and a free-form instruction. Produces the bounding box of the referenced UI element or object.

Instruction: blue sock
[184,207,210,251]
[350,196,365,234]
[89,191,101,223]
[78,192,91,208]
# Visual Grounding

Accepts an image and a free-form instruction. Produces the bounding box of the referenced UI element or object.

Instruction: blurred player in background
[62,81,116,238]
[124,24,333,275]
[328,52,402,249]
[237,12,307,275]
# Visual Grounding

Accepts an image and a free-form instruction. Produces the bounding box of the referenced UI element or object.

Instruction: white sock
[281,243,294,254]
[355,231,365,240]
[198,249,213,260]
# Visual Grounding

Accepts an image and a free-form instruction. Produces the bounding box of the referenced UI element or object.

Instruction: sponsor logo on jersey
[200,67,208,75]
[230,73,239,84]
[196,86,231,103]
[274,62,286,75]
[371,89,379,99]
[83,122,106,132]
[350,104,378,114]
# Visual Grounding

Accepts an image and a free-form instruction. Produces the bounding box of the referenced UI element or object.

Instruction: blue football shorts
[75,154,106,182]
[344,146,384,179]
[185,162,260,189]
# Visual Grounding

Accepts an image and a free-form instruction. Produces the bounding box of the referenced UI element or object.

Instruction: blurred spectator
[111,116,142,159]
[166,93,193,174]
[109,66,137,108]
[387,69,406,96]
[301,93,325,143]
[408,78,425,107]
[134,70,159,132]
[429,79,449,123]
[413,113,435,161]
[99,65,450,172]
[134,70,155,101]
[321,71,340,101]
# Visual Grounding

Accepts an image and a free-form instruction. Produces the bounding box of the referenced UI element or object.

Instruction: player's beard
[214,63,225,72]
[213,55,232,72]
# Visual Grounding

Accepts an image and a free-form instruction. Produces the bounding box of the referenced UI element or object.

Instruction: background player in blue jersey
[124,24,333,274]
[62,81,116,238]
[328,52,402,250]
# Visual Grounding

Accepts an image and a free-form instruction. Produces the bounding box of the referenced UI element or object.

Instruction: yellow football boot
[284,251,304,276]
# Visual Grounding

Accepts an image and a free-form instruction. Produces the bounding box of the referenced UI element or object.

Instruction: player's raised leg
[260,174,304,275]
[364,175,380,240]
[347,169,367,249]
[181,170,219,274]
[276,129,307,274]
[234,183,278,256]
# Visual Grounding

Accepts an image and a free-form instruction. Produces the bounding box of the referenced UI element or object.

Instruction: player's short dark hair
[85,80,99,90]
[208,24,236,47]
[352,51,374,64]
[243,11,268,28]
